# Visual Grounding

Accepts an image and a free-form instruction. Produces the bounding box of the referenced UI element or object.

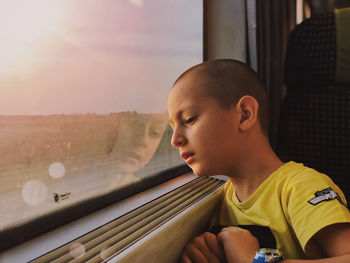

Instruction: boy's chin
[191,166,211,177]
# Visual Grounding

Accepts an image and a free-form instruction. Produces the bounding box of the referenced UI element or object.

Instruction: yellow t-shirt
[212,162,350,259]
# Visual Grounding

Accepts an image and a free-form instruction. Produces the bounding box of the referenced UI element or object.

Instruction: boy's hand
[181,232,227,263]
[217,226,259,263]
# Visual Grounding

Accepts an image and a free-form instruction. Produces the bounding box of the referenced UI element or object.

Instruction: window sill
[0,173,225,263]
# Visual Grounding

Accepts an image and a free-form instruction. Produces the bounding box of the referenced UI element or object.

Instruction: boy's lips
[181,152,194,164]
[120,152,142,163]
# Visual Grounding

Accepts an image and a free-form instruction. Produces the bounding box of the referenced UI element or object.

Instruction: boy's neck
[227,136,284,202]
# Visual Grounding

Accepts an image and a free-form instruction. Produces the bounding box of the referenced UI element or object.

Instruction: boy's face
[168,72,244,177]
[107,112,168,175]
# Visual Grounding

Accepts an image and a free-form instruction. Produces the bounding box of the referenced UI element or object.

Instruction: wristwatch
[253,248,284,263]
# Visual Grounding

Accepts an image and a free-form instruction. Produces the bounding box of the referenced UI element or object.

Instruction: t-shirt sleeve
[284,169,350,258]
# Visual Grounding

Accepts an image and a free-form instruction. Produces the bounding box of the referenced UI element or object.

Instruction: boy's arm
[217,223,350,263]
[282,223,350,263]
[180,231,227,263]
[180,227,259,263]
[181,223,350,263]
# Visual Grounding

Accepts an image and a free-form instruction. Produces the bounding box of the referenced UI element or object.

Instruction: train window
[296,0,305,23]
[0,0,202,247]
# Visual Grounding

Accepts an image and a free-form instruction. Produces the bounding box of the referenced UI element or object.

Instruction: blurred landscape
[0,113,123,191]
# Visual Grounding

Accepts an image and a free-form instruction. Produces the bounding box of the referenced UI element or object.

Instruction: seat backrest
[277,8,350,202]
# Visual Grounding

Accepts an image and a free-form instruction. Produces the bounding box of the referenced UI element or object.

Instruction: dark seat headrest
[335,7,350,84]
[284,8,350,90]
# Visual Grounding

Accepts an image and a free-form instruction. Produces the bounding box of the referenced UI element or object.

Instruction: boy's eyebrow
[169,105,199,124]
[168,109,185,128]
[168,111,181,126]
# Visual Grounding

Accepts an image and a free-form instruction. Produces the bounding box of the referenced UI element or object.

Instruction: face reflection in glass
[106,112,168,175]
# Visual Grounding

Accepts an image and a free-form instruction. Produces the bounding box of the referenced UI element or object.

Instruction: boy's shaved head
[173,59,269,134]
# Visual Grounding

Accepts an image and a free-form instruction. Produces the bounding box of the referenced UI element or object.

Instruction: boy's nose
[171,128,187,148]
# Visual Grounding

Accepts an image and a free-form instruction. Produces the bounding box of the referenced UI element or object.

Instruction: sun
[0,0,62,69]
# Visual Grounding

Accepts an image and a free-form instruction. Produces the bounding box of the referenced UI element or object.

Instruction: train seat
[277,8,350,202]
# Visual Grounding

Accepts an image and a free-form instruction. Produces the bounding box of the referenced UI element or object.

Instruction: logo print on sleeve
[308,187,345,206]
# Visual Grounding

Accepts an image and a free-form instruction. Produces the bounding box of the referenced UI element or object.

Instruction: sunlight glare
[129,0,144,8]
[0,0,62,68]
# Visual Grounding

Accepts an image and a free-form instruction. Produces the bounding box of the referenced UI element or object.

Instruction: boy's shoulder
[275,162,339,189]
[273,161,348,207]
[223,161,326,189]
[223,161,347,205]
[259,161,336,187]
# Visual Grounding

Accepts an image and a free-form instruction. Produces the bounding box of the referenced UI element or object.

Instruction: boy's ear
[235,95,259,132]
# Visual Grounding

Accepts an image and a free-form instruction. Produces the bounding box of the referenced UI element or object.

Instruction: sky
[0,0,202,115]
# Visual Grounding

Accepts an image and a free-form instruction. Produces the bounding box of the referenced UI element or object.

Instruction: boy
[167,59,350,263]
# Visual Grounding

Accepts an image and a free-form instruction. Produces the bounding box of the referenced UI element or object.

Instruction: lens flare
[49,162,66,178]
[69,243,86,259]
[21,180,48,206]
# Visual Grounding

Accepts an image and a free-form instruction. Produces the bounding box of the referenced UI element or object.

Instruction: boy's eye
[149,127,161,138]
[184,116,197,125]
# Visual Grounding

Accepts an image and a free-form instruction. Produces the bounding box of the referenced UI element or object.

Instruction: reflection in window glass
[0,0,202,229]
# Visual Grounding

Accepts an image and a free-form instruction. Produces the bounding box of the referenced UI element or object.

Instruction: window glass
[0,0,202,229]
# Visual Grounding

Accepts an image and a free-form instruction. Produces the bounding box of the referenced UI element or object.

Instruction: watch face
[254,248,284,263]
